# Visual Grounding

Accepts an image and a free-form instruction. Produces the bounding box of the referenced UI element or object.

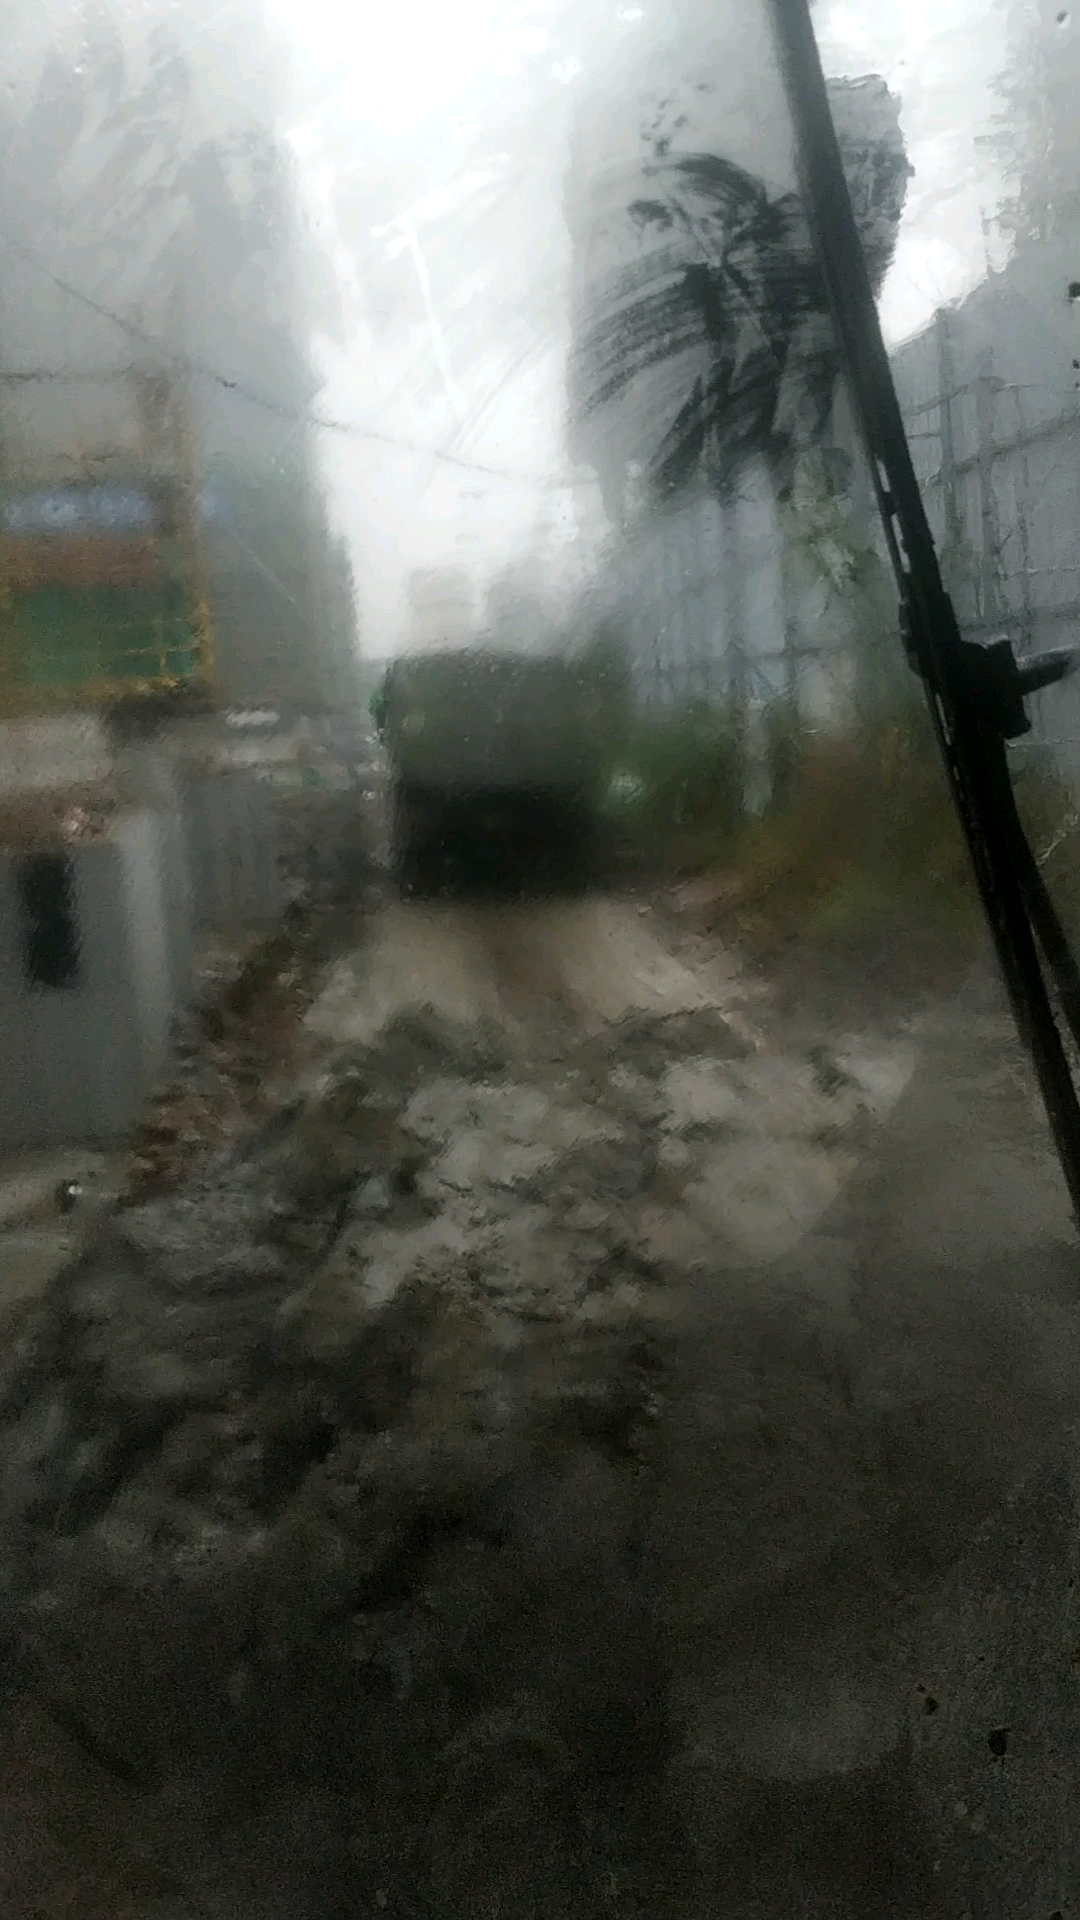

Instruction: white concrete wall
[114,743,194,1009]
[0,716,112,793]
[180,770,283,932]
[0,810,175,1150]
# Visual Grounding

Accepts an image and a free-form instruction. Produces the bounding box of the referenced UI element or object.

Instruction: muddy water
[307,895,756,1043]
[306,894,916,1270]
[0,886,933,1920]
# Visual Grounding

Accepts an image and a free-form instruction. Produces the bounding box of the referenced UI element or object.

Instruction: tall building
[404,567,477,651]
[998,0,1080,243]
[483,555,560,655]
[562,18,908,722]
[0,0,360,716]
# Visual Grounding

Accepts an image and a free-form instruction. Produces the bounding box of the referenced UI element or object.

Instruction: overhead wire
[0,231,593,490]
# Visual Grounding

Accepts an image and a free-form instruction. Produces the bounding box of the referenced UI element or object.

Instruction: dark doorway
[16,853,81,990]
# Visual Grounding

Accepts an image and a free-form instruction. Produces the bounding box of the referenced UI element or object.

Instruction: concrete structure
[0,715,112,793]
[583,443,872,735]
[564,12,797,513]
[0,809,174,1150]
[1000,0,1080,242]
[114,741,194,1008]
[0,13,363,724]
[180,768,283,932]
[588,475,792,713]
[0,731,291,1150]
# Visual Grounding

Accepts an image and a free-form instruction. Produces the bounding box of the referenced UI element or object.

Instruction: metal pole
[934,307,965,608]
[169,293,214,697]
[974,347,1004,627]
[766,0,1080,1220]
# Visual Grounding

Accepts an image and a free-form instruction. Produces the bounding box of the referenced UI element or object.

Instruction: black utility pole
[766,0,1080,1220]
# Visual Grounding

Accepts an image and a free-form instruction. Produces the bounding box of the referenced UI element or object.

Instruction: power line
[0,233,591,490]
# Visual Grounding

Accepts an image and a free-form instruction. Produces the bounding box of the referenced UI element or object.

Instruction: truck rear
[382,648,609,892]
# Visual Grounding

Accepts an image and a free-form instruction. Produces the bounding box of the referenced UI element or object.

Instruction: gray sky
[269,0,1012,651]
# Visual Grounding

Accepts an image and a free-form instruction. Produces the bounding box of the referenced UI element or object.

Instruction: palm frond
[627,198,676,232]
[648,374,712,495]
[664,151,772,216]
[568,76,910,508]
[570,273,709,419]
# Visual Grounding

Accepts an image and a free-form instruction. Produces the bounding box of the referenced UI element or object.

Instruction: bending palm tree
[565,72,909,775]
[568,75,910,514]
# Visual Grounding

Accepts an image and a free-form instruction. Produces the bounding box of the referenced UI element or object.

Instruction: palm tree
[567,74,910,514]
[564,68,910,789]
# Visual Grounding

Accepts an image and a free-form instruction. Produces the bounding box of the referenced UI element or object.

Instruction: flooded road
[303,890,917,1274]
[1,872,1073,1919]
[307,892,760,1046]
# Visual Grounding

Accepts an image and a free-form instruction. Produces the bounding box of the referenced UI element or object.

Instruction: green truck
[381,647,611,892]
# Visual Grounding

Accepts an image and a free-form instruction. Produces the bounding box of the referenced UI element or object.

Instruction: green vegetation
[600,700,746,870]
[736,700,979,949]
[605,679,987,957]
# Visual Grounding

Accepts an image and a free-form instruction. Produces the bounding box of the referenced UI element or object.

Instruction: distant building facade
[404,567,477,651]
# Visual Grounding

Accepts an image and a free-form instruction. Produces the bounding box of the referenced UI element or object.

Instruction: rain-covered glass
[0,4,1078,1916]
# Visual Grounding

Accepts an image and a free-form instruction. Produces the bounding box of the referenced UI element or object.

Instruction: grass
[607,693,987,960]
[600,700,745,872]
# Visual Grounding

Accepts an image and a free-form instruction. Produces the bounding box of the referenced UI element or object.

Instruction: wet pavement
[0,888,1075,1916]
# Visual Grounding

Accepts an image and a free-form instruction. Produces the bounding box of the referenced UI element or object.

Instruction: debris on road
[0,882,928,1918]
[128,791,383,1199]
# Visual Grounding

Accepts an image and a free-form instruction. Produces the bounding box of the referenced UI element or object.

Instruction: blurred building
[0,0,361,719]
[404,567,477,651]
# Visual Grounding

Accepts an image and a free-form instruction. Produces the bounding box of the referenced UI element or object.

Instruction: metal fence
[591,245,1080,773]
[892,272,1080,789]
[597,469,857,729]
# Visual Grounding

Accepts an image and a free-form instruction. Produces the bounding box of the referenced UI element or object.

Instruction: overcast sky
[267,0,1012,651]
